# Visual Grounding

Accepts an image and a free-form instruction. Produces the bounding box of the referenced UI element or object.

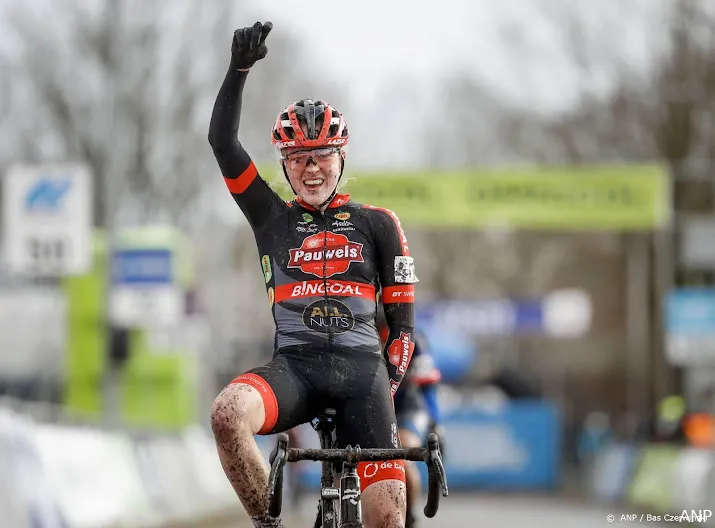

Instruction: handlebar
[267,432,448,518]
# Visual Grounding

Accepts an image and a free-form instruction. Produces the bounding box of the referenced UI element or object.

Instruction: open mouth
[303,178,324,191]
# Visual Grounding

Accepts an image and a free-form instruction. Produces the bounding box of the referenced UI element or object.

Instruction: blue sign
[25,178,73,212]
[665,288,715,365]
[420,402,561,489]
[111,249,173,285]
[666,288,715,336]
[415,300,546,338]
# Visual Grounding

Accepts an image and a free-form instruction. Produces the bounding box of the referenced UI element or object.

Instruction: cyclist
[377,315,442,528]
[208,22,418,528]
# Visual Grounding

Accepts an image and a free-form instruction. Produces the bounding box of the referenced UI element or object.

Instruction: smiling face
[282,146,345,209]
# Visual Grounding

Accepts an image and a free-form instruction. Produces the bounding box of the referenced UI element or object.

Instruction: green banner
[120,329,198,429]
[262,164,669,231]
[63,230,107,417]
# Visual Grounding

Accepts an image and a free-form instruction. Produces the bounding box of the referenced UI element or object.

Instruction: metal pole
[625,233,651,419]
[102,0,121,427]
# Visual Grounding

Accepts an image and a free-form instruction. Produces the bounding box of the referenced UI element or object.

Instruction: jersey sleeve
[366,205,418,397]
[208,61,285,231]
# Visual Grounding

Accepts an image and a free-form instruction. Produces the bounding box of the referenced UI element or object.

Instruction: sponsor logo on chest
[288,231,364,278]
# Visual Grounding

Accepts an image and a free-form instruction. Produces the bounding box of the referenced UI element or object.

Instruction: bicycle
[267,407,449,528]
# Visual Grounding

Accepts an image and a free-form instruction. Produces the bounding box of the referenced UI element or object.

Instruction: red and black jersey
[208,68,417,395]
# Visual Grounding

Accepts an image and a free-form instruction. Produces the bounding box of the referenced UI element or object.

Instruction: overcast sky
[260,0,671,113]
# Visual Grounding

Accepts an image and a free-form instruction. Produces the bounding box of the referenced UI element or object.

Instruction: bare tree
[503,0,715,173]
[420,72,510,168]
[0,1,328,229]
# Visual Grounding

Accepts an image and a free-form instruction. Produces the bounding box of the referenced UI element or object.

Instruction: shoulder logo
[261,255,272,283]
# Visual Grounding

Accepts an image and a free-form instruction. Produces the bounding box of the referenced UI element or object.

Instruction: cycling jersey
[208,68,417,396]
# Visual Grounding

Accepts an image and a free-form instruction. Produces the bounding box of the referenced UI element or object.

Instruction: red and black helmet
[271,99,349,150]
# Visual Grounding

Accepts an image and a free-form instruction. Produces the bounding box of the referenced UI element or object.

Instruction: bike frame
[267,408,448,528]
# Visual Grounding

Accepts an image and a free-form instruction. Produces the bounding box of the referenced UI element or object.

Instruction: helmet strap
[282,162,298,195]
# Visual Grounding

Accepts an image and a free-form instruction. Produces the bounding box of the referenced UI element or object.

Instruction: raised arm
[208,22,284,230]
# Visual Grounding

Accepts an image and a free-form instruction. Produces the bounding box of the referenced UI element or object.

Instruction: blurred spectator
[576,411,612,467]
[651,395,686,444]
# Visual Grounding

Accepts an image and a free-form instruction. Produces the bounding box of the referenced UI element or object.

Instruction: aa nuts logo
[335,212,350,221]
[267,287,274,307]
[288,231,364,278]
[302,299,354,334]
[388,332,415,376]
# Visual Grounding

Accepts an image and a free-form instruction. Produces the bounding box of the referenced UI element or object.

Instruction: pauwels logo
[388,332,415,377]
[288,231,364,278]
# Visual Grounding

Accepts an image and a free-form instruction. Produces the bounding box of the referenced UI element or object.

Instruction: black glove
[231,21,273,71]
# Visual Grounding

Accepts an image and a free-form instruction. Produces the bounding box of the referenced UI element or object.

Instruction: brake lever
[267,433,288,517]
[428,435,449,498]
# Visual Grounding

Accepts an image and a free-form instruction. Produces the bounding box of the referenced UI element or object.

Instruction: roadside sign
[2,164,92,276]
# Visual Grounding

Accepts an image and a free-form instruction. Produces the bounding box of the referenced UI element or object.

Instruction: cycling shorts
[231,346,406,490]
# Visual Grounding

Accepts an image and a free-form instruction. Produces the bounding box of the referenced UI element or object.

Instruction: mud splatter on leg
[211,384,285,528]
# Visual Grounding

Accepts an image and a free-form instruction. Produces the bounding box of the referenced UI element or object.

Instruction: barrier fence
[0,402,244,528]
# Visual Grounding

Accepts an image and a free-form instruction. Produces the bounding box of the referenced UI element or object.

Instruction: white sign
[109,286,183,327]
[2,164,92,276]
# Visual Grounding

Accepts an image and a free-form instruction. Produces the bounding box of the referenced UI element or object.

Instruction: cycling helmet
[271,99,349,150]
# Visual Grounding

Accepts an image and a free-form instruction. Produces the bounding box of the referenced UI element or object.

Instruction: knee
[210,384,262,443]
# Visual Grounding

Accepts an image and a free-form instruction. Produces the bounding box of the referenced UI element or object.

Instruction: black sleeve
[366,205,418,397]
[207,59,285,231]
